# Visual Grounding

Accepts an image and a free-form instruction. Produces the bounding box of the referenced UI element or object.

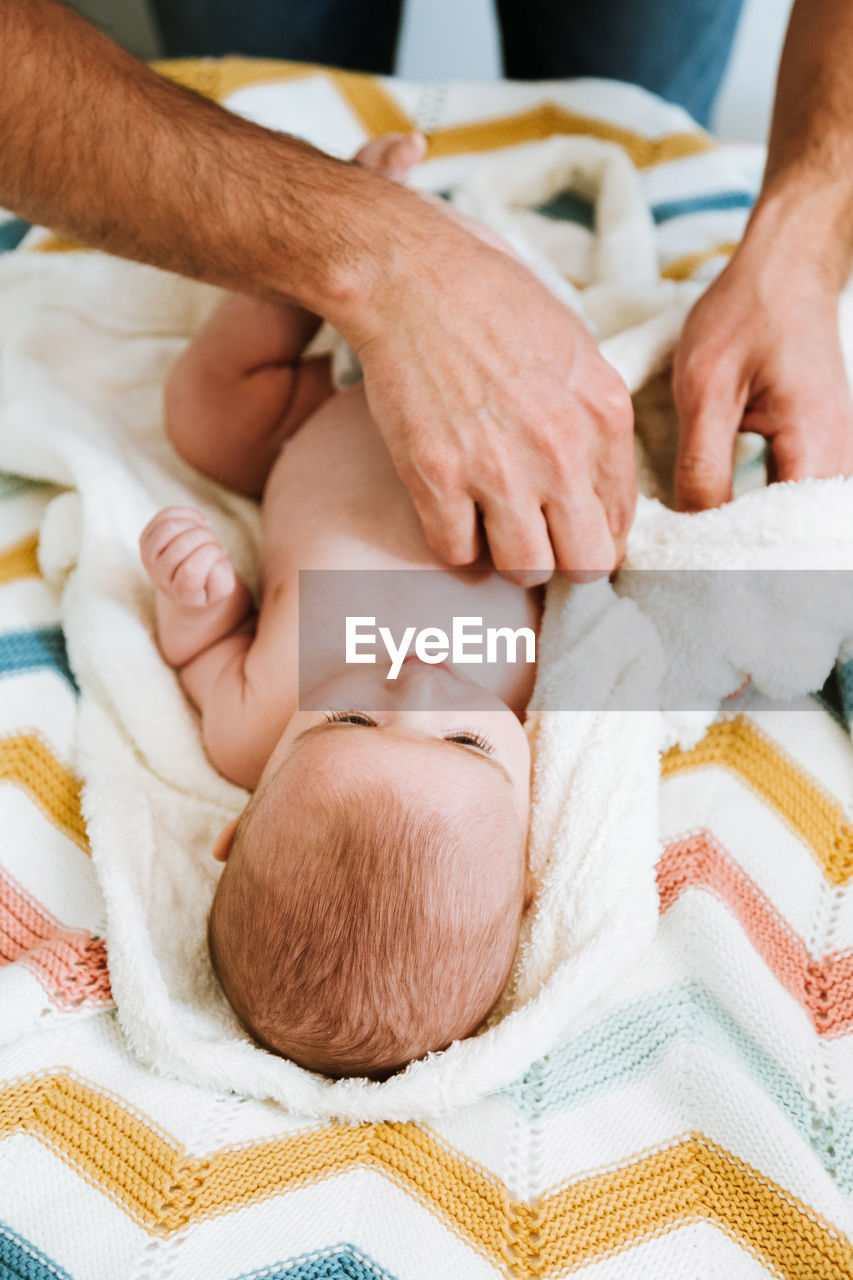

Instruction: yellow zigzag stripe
[0,533,40,585]
[2,1073,850,1278]
[539,1136,853,1280]
[152,57,413,136]
[662,716,853,886]
[424,103,713,167]
[0,733,89,854]
[33,58,712,254]
[661,241,737,280]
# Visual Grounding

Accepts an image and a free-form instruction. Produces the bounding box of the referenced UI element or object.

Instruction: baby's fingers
[145,522,215,579]
[168,541,235,607]
[140,508,233,606]
[140,506,209,558]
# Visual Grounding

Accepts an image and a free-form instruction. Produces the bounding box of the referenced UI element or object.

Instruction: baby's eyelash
[323,709,377,726]
[446,730,495,755]
[322,712,494,754]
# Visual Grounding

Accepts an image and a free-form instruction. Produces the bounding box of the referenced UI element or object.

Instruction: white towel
[1,126,851,1122]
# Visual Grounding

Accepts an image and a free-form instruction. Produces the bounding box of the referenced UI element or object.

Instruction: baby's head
[208,665,532,1079]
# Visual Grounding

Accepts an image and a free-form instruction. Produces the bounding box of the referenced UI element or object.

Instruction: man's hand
[349,136,637,584]
[1,4,635,584]
[673,232,853,512]
[336,203,636,585]
[673,0,853,513]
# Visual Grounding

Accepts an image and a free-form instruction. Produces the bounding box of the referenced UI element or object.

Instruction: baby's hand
[140,507,236,608]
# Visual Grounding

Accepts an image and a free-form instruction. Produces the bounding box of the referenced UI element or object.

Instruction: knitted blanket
[1,60,852,1277]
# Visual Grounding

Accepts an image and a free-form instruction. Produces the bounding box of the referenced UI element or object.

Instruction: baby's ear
[212,816,241,862]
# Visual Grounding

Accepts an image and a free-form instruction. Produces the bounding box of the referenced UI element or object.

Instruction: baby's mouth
[397,653,477,685]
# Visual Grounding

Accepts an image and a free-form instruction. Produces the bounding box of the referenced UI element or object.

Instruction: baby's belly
[256,385,541,713]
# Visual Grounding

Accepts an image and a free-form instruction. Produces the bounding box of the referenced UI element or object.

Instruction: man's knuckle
[673,351,721,405]
[606,496,636,538]
[436,533,476,566]
[477,454,517,499]
[408,448,457,496]
[496,527,547,572]
[675,452,723,486]
[599,379,634,429]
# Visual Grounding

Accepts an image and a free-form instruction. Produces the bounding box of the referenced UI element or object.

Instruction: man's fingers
[481,501,555,587]
[766,399,853,483]
[673,364,745,511]
[544,493,616,583]
[768,430,814,484]
[590,425,637,567]
[411,489,481,566]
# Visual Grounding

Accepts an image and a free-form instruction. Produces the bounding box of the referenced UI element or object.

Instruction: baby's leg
[168,133,428,499]
[165,295,334,499]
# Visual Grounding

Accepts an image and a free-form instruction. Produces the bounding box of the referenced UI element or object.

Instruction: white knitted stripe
[0,669,76,749]
[570,1220,783,1279]
[0,576,66,631]
[1,790,100,929]
[136,1172,504,1280]
[516,1057,842,1220]
[746,702,853,808]
[0,1132,150,1279]
[225,78,367,162]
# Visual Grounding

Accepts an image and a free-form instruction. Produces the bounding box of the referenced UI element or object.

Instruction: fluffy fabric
[0,96,851,1122]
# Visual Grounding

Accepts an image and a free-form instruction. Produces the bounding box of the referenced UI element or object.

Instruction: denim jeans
[148,0,746,127]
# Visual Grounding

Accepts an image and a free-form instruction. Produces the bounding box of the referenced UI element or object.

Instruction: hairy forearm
[745,0,853,286]
[0,0,428,317]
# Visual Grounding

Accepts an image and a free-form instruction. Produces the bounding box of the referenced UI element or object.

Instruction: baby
[140,134,540,1080]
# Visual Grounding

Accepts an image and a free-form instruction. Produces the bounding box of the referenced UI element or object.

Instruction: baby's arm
[166,293,333,497]
[139,507,271,788]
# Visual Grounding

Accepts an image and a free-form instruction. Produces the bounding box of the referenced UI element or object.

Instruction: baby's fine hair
[208,774,526,1079]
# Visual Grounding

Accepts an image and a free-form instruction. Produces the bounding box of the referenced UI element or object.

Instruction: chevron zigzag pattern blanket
[1,59,853,1277]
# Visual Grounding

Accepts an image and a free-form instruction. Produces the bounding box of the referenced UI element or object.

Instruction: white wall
[397,0,794,142]
[713,0,792,141]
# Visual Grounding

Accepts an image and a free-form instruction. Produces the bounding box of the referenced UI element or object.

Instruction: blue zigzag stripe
[0,628,77,692]
[837,659,853,729]
[649,191,755,223]
[0,219,30,255]
[0,1232,397,1280]
[0,1225,73,1280]
[234,1245,397,1280]
[505,979,851,1188]
[533,189,755,230]
[0,476,41,499]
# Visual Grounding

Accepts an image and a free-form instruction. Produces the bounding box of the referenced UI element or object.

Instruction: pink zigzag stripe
[659,830,853,1038]
[0,868,112,1009]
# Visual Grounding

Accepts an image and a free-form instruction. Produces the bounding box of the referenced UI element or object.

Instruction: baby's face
[258,657,531,831]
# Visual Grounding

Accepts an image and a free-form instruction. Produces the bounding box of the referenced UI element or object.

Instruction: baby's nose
[391,657,453,710]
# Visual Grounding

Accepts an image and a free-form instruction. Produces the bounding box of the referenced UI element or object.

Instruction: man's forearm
[745,0,853,288]
[0,0,423,318]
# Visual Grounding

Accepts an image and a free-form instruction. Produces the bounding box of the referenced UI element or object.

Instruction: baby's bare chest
[260,383,435,580]
[251,385,540,711]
